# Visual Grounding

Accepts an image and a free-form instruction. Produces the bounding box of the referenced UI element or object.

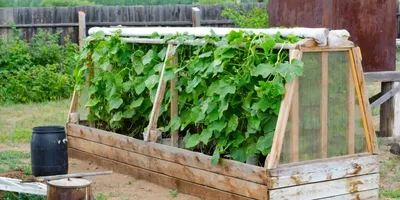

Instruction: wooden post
[266,49,302,169]
[192,7,201,27]
[145,44,175,142]
[380,82,394,137]
[347,59,355,155]
[290,50,303,163]
[67,11,86,124]
[78,11,86,48]
[170,53,179,147]
[395,82,400,137]
[350,48,378,154]
[320,52,328,158]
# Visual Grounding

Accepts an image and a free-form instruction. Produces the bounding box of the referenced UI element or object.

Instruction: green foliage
[222,3,269,28]
[75,30,303,165]
[379,189,400,198]
[169,189,179,198]
[195,0,234,4]
[3,192,45,200]
[0,29,78,104]
[95,193,108,200]
[40,0,94,6]
[0,150,32,175]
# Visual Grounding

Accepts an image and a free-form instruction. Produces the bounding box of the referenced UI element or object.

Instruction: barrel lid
[33,126,65,134]
[47,178,92,188]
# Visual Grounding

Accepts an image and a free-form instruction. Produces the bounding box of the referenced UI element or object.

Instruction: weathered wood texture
[269,0,396,72]
[269,173,379,200]
[67,124,268,182]
[47,178,92,200]
[0,3,264,43]
[69,149,251,200]
[268,153,378,189]
[319,189,378,200]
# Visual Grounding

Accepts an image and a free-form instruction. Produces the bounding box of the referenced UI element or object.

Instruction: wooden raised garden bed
[67,27,379,200]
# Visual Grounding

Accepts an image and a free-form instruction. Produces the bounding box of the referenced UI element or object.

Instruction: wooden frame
[67,29,379,199]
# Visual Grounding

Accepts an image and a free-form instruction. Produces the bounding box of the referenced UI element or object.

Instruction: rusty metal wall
[269,0,396,72]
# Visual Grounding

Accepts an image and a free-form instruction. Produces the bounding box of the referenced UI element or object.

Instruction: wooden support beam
[265,49,301,169]
[380,82,395,137]
[78,11,86,48]
[290,50,303,163]
[370,83,400,109]
[347,61,355,155]
[145,44,175,142]
[192,7,201,27]
[395,82,400,137]
[364,71,400,82]
[320,52,328,158]
[170,53,179,147]
[350,48,378,153]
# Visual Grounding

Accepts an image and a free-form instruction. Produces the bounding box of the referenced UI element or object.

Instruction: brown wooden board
[268,0,396,72]
[68,136,268,199]
[269,173,379,200]
[268,153,378,189]
[67,124,268,185]
[69,149,252,200]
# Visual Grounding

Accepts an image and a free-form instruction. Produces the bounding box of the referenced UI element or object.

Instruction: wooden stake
[347,57,355,155]
[170,53,179,147]
[145,44,175,142]
[192,7,201,27]
[78,11,86,48]
[290,50,302,163]
[265,49,301,169]
[320,52,328,159]
[349,48,377,154]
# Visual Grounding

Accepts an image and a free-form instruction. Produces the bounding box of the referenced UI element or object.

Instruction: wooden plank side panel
[268,154,378,189]
[319,189,378,200]
[69,149,252,200]
[67,124,268,185]
[320,52,328,158]
[68,136,268,199]
[269,173,379,200]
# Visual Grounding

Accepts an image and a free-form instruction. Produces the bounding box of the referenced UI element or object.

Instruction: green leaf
[199,51,212,58]
[122,81,134,93]
[246,143,258,158]
[199,128,213,144]
[260,38,276,52]
[142,50,154,65]
[208,120,227,132]
[251,63,274,78]
[190,106,205,123]
[110,111,123,123]
[85,98,100,107]
[211,148,220,165]
[186,134,201,148]
[167,116,181,132]
[130,97,144,108]
[232,132,245,147]
[158,47,167,60]
[164,68,175,82]
[145,74,160,90]
[133,78,146,95]
[123,109,136,118]
[186,76,201,93]
[108,97,123,112]
[275,59,304,82]
[100,60,110,71]
[256,134,274,156]
[231,147,247,162]
[226,114,239,134]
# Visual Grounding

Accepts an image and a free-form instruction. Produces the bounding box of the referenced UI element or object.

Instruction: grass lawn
[0,99,70,144]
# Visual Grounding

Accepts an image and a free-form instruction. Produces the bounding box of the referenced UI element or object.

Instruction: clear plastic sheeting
[280,51,367,165]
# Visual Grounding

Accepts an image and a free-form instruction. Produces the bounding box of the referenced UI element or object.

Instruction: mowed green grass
[0,99,70,144]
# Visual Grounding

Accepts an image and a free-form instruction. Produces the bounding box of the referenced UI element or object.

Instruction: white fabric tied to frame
[88,27,331,46]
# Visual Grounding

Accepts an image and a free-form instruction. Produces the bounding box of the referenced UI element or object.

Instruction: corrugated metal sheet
[269,0,396,72]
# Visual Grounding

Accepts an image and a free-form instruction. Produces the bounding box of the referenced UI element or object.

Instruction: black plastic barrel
[31,126,68,176]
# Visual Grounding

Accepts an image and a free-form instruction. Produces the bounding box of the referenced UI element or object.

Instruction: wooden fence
[0,3,264,44]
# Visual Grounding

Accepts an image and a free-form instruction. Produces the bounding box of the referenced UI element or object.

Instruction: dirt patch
[68,158,199,200]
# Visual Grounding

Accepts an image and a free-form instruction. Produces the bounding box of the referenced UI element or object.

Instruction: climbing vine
[74,29,304,165]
